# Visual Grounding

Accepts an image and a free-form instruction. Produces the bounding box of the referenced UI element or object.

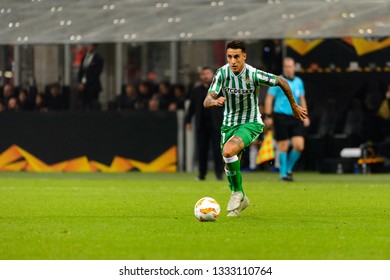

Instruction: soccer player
[264,57,310,182]
[204,40,307,216]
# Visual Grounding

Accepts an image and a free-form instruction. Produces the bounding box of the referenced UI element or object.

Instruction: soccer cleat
[227,196,250,217]
[280,176,293,182]
[286,172,294,181]
[227,191,243,211]
[237,196,250,213]
[227,209,239,217]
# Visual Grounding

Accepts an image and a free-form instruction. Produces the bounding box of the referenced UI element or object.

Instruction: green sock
[225,168,234,191]
[224,156,244,196]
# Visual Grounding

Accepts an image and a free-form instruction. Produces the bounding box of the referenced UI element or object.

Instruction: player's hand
[292,104,308,121]
[214,96,225,107]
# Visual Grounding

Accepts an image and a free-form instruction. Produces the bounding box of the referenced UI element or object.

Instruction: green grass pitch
[0,172,389,260]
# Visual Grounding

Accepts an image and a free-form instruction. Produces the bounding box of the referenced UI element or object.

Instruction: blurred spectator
[156,81,173,110]
[47,83,66,111]
[118,84,138,110]
[185,66,224,181]
[77,43,104,109]
[34,93,48,112]
[7,97,19,112]
[148,94,160,111]
[169,84,186,111]
[1,84,14,105]
[0,100,6,112]
[135,81,152,110]
[19,80,37,103]
[17,88,34,111]
[146,71,159,93]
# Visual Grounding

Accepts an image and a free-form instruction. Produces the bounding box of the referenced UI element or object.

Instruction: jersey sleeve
[255,69,277,87]
[208,69,224,94]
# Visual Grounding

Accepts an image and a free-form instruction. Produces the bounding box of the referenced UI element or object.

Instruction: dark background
[0,111,177,165]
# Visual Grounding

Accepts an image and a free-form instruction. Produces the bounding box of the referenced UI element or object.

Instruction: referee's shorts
[273,112,305,141]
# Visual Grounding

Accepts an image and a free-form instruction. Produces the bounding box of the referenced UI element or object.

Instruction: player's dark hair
[201,66,212,71]
[226,40,246,53]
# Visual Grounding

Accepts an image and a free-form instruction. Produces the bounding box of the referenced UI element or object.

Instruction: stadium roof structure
[0,0,389,44]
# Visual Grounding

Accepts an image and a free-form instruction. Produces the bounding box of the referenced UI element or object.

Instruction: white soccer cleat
[227,196,250,217]
[237,196,250,213]
[227,209,239,217]
[227,191,243,211]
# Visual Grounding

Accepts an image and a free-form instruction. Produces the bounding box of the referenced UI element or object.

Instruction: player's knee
[222,146,236,158]
[222,150,235,158]
[277,141,289,152]
[294,144,304,152]
[292,137,305,152]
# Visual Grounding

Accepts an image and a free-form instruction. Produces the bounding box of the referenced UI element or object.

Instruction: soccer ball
[194,197,220,221]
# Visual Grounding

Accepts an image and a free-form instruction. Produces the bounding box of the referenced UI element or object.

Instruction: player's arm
[204,70,225,108]
[275,76,307,121]
[203,92,225,108]
[299,95,310,127]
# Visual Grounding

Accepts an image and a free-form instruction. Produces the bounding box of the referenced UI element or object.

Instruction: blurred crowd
[0,82,69,112]
[0,43,189,113]
[0,79,188,113]
[115,80,187,112]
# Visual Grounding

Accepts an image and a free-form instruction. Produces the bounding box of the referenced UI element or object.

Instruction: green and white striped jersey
[209,63,277,127]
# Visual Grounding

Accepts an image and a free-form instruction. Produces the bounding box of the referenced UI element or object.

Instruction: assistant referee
[264,57,310,181]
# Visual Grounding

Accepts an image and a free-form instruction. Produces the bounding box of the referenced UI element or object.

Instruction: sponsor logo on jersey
[223,86,254,94]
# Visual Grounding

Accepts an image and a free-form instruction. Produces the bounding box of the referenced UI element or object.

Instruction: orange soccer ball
[194,197,220,222]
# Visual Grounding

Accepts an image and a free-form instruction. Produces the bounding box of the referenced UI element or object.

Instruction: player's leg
[223,123,263,215]
[277,140,289,179]
[286,118,306,179]
[220,129,234,191]
[224,165,234,191]
[222,136,244,196]
[273,114,290,180]
[223,137,245,214]
[222,124,261,196]
[287,136,304,175]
